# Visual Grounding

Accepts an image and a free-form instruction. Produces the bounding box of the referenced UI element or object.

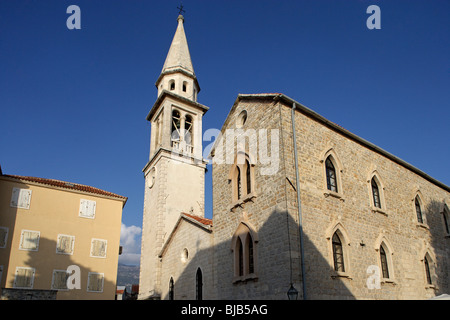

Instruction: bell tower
[139,14,209,300]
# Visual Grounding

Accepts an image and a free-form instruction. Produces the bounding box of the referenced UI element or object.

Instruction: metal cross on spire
[177,3,186,15]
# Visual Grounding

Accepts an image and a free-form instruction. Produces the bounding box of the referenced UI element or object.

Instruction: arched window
[245,159,251,195]
[184,114,193,151]
[232,222,257,281]
[371,178,381,209]
[170,80,175,91]
[169,277,174,300]
[230,153,254,203]
[424,255,432,285]
[380,245,389,279]
[325,156,338,192]
[196,268,203,300]
[415,196,423,224]
[332,232,345,272]
[171,110,181,148]
[442,205,449,235]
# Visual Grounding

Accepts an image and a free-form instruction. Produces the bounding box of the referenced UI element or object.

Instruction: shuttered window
[87,272,104,292]
[19,230,40,251]
[14,267,35,288]
[52,270,69,290]
[90,239,107,258]
[10,188,32,209]
[56,234,75,255]
[79,199,96,219]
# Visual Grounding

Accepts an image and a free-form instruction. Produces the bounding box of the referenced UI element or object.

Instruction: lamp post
[287,284,298,300]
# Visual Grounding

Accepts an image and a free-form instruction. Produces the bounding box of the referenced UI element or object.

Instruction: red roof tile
[2,174,127,202]
[182,212,212,226]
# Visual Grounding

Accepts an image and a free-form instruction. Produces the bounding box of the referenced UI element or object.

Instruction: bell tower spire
[155,14,200,102]
[139,12,209,300]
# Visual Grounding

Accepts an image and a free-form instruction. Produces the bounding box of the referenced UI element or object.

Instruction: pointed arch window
[332,232,345,272]
[443,208,449,235]
[169,277,174,300]
[184,114,193,153]
[232,222,257,282]
[196,268,203,300]
[442,205,450,236]
[379,245,389,279]
[415,196,423,224]
[230,153,255,204]
[424,255,432,285]
[371,178,381,209]
[325,157,338,192]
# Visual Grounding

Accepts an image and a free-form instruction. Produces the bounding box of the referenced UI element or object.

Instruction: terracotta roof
[1,174,127,202]
[182,212,212,226]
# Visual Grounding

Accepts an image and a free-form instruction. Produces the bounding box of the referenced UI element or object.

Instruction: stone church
[138,14,450,300]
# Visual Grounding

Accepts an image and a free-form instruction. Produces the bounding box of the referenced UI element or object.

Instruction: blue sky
[1,0,449,265]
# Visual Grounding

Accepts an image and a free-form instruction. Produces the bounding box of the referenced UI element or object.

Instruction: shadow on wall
[160,209,355,300]
[5,236,116,300]
[425,200,450,295]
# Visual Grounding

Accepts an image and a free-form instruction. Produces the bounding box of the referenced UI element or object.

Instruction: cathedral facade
[139,15,450,300]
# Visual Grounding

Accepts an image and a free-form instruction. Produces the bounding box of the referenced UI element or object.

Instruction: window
[87,272,104,292]
[196,268,203,300]
[325,157,338,192]
[52,270,69,290]
[380,245,389,279]
[236,110,247,128]
[10,188,32,209]
[371,178,381,209]
[169,277,174,300]
[424,255,432,285]
[90,239,107,258]
[0,227,8,249]
[415,196,423,224]
[442,206,450,235]
[169,80,175,91]
[56,234,75,255]
[171,110,181,148]
[79,199,96,219]
[332,232,345,272]
[230,153,254,203]
[184,114,193,152]
[19,230,40,251]
[232,222,257,282]
[182,81,187,92]
[14,267,35,288]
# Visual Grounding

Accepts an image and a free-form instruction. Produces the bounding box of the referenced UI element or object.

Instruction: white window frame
[56,234,75,255]
[19,229,40,251]
[87,272,104,293]
[10,188,32,210]
[90,238,107,258]
[51,269,69,291]
[13,267,35,289]
[79,199,96,219]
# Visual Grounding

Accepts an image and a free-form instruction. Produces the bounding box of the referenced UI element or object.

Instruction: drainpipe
[291,103,307,300]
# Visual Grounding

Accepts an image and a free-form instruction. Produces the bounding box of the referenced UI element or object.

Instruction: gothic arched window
[371,177,381,209]
[171,110,181,148]
[184,114,193,151]
[415,196,423,224]
[332,232,345,272]
[232,223,257,282]
[380,245,389,279]
[325,156,338,193]
[196,268,203,300]
[231,153,254,203]
[169,277,174,300]
[424,255,432,285]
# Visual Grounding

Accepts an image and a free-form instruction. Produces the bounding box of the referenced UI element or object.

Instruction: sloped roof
[1,174,127,203]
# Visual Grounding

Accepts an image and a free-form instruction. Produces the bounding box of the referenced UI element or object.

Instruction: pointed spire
[161,15,195,76]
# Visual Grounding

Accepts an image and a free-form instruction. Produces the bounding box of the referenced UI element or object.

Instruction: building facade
[0,173,127,300]
[139,15,450,300]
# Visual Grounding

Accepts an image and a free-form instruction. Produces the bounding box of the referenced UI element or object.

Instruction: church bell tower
[139,14,209,300]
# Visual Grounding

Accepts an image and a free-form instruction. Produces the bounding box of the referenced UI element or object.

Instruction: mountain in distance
[116,263,140,292]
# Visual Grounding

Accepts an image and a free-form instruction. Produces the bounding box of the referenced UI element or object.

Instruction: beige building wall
[0,174,126,300]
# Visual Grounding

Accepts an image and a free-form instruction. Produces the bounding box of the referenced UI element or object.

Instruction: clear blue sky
[1,0,449,265]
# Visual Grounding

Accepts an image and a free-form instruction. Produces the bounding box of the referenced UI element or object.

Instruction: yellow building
[0,171,127,300]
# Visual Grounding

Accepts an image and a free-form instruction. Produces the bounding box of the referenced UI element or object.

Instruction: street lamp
[287,284,298,300]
